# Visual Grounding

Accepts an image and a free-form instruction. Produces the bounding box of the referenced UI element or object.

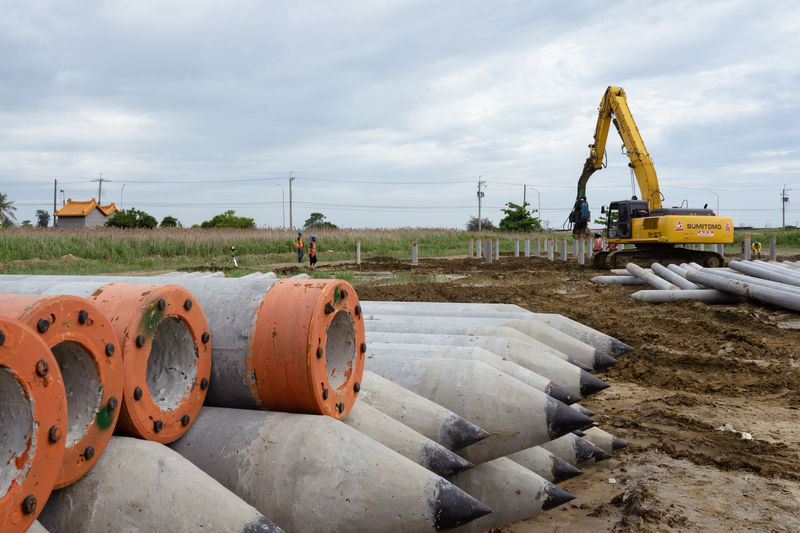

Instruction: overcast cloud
[1,0,798,229]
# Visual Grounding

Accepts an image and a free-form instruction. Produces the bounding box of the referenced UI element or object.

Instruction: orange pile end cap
[0,294,124,488]
[0,316,67,533]
[88,283,211,444]
[253,279,365,418]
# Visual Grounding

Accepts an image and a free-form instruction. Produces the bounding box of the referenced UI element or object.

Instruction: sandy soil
[286,254,800,532]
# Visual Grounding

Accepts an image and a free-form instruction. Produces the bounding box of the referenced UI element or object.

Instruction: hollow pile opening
[0,367,34,496]
[326,311,357,389]
[147,317,198,411]
[52,341,103,448]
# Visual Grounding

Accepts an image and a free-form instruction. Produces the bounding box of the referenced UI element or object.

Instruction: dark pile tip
[540,482,577,511]
[572,430,586,437]
[595,452,613,462]
[432,479,492,531]
[566,356,594,371]
[442,415,491,451]
[551,456,583,484]
[546,382,583,405]
[575,405,596,417]
[579,370,611,397]
[611,437,629,451]
[573,437,606,464]
[422,443,475,478]
[591,350,619,371]
[609,339,634,356]
[545,399,596,440]
[241,515,285,533]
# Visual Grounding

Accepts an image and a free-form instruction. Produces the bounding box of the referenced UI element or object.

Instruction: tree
[105,208,158,229]
[466,216,495,232]
[498,202,541,232]
[160,216,182,228]
[21,220,33,228]
[0,193,17,225]
[593,211,618,231]
[36,210,49,228]
[303,212,338,229]
[200,210,255,229]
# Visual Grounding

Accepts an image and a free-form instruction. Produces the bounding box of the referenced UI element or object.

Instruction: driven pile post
[547,239,553,261]
[578,239,585,265]
[477,238,482,259]
[412,240,418,264]
[494,238,500,260]
[535,238,540,256]
[469,239,473,258]
[485,240,492,263]
[743,236,751,260]
[770,235,777,260]
[514,238,519,257]
[356,240,361,264]
[560,238,567,261]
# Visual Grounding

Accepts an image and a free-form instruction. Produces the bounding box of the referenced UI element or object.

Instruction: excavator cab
[605,199,649,240]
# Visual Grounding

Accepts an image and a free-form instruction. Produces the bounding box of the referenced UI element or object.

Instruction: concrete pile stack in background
[1,273,631,532]
[592,259,800,312]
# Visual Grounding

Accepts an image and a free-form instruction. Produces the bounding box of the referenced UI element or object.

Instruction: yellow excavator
[568,86,734,269]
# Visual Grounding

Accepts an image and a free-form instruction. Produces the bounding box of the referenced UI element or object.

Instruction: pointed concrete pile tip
[540,433,608,466]
[506,446,583,484]
[343,400,474,478]
[38,437,283,533]
[362,356,593,464]
[359,371,491,451]
[169,407,491,532]
[448,458,575,533]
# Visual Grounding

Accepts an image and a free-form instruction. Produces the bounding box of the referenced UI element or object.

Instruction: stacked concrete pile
[593,260,800,312]
[359,300,631,532]
[1,274,630,532]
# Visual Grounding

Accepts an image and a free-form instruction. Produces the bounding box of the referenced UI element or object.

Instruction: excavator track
[598,247,722,269]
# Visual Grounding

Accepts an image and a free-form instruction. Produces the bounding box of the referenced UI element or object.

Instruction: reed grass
[0,226,571,262]
[2,226,797,276]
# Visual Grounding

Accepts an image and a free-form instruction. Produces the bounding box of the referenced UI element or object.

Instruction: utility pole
[524,185,526,205]
[289,172,295,230]
[477,176,486,231]
[53,179,57,227]
[92,173,111,204]
[781,185,791,230]
[277,184,285,227]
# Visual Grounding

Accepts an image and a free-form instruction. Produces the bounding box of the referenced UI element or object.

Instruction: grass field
[0,226,797,276]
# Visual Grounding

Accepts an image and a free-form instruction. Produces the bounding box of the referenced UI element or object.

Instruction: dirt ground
[292,254,800,532]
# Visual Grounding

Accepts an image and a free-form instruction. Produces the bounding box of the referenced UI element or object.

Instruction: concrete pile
[359,300,631,531]
[1,273,631,532]
[592,260,800,312]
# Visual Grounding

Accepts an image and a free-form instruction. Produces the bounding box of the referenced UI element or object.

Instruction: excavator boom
[570,86,661,236]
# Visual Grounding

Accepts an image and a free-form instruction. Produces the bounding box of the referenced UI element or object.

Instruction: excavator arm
[570,86,662,237]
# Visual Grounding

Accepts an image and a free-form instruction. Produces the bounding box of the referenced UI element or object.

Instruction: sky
[1,0,799,229]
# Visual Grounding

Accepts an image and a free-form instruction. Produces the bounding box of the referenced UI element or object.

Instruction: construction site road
[282,254,800,533]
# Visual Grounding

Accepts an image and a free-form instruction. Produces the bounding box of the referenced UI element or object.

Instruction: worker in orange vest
[309,235,318,269]
[592,232,604,252]
[296,231,304,263]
